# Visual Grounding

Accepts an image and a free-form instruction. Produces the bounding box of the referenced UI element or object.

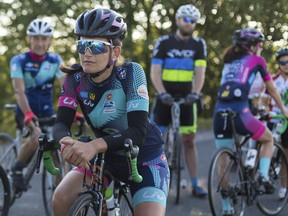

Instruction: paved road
[7,129,288,215]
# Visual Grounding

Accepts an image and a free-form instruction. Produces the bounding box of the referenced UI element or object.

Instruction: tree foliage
[0,0,288,131]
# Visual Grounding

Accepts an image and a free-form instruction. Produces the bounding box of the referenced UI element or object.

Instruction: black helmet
[232,28,264,50]
[75,8,127,40]
[276,47,288,61]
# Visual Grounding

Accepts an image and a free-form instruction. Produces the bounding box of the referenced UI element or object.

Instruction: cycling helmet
[276,47,288,61]
[175,4,201,21]
[232,28,264,50]
[26,18,53,37]
[75,8,127,40]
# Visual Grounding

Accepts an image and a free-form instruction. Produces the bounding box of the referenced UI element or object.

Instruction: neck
[29,50,46,61]
[176,30,189,41]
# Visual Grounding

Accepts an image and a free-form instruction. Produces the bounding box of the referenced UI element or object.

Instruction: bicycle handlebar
[124,138,143,183]
[269,113,288,135]
[36,134,61,175]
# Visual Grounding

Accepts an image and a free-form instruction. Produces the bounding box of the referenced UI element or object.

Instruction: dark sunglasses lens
[183,17,195,23]
[279,60,288,66]
[76,41,109,55]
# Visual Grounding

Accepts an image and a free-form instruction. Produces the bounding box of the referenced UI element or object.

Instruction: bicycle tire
[256,142,288,215]
[68,193,98,216]
[118,187,133,216]
[163,126,173,189]
[208,147,245,216]
[0,165,10,216]
[0,133,15,166]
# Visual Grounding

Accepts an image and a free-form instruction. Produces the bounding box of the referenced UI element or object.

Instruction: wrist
[24,110,34,116]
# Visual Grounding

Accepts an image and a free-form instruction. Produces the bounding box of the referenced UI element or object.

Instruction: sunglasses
[279,60,288,66]
[182,17,196,24]
[76,40,111,55]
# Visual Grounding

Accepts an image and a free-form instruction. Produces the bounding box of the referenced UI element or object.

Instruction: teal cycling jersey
[10,51,64,116]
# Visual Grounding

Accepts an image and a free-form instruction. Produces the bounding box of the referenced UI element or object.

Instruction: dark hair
[222,45,248,63]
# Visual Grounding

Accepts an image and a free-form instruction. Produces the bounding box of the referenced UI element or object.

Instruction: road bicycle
[163,97,186,205]
[0,165,10,216]
[0,104,85,216]
[208,109,288,216]
[38,135,143,216]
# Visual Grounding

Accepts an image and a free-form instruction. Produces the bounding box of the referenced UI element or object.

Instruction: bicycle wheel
[208,147,245,216]
[68,193,98,216]
[42,150,65,216]
[0,165,10,216]
[118,187,133,216]
[0,133,16,167]
[169,132,182,204]
[257,142,288,215]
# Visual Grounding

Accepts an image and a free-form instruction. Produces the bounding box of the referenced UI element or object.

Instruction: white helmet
[26,18,53,37]
[175,4,201,21]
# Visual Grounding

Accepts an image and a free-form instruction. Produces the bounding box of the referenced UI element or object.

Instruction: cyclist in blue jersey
[213,28,288,216]
[51,8,169,216]
[10,18,65,191]
[150,4,207,198]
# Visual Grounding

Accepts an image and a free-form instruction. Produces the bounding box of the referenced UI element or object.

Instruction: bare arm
[192,66,206,94]
[150,64,166,94]
[12,78,32,113]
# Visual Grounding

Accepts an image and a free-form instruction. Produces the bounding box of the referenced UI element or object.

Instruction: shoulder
[191,36,206,46]
[115,62,145,80]
[154,34,172,46]
[10,52,28,63]
[65,64,85,82]
[46,52,63,63]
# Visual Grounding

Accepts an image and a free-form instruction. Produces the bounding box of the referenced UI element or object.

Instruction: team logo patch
[74,72,81,82]
[107,93,112,100]
[117,67,127,79]
[89,93,95,100]
[104,101,115,108]
[80,91,88,99]
[137,84,148,99]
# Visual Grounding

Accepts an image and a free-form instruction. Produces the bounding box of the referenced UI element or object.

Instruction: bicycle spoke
[208,148,245,216]
[257,142,288,215]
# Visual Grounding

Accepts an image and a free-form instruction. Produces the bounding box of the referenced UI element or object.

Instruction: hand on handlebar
[159,92,173,105]
[185,93,199,105]
[74,112,85,123]
[24,110,38,127]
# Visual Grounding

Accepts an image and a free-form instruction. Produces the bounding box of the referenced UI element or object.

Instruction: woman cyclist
[213,28,288,215]
[51,7,169,216]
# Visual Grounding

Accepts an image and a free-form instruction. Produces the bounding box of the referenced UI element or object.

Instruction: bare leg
[134,202,165,216]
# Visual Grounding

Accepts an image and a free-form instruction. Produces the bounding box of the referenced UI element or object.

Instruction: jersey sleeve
[258,57,271,82]
[194,38,207,67]
[126,63,149,113]
[55,54,65,78]
[10,54,24,79]
[151,35,169,65]
[57,72,79,111]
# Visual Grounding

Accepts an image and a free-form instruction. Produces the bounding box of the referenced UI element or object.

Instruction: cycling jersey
[54,62,164,161]
[10,51,64,117]
[214,54,272,140]
[217,55,271,101]
[151,33,207,95]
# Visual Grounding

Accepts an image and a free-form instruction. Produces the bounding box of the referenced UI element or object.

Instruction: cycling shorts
[213,100,266,140]
[152,98,198,134]
[73,151,170,207]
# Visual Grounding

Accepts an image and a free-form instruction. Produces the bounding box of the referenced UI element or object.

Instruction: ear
[112,46,121,59]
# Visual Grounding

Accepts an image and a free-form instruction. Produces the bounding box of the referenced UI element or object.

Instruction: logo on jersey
[74,72,81,82]
[117,67,127,79]
[137,84,148,99]
[104,101,115,108]
[167,49,195,58]
[84,99,94,107]
[107,93,112,100]
[61,97,77,108]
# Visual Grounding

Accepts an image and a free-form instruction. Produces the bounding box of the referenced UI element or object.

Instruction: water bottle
[105,187,115,216]
[244,149,257,168]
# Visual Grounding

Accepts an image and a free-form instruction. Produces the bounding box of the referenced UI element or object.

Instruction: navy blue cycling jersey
[10,51,64,117]
[57,62,164,161]
[151,33,207,95]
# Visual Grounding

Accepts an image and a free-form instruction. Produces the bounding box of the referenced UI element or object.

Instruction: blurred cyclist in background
[10,18,65,192]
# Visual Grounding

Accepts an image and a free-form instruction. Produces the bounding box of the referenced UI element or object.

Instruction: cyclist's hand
[159,92,173,105]
[185,93,199,105]
[24,110,38,127]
